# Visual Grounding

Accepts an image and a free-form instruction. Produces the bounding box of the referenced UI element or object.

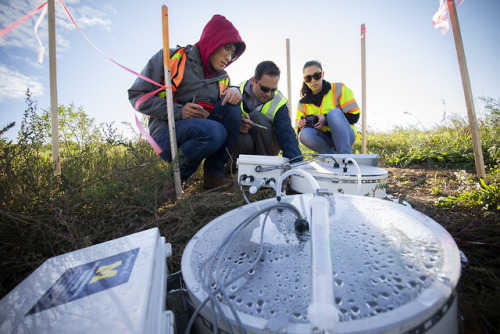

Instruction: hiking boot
[162,179,183,201]
[203,172,234,189]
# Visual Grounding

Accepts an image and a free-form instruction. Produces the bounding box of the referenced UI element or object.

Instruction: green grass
[1,93,499,332]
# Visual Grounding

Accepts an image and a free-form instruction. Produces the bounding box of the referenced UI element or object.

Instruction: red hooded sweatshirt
[195,15,246,78]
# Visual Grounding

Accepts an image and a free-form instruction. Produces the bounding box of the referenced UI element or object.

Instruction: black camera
[302,115,318,128]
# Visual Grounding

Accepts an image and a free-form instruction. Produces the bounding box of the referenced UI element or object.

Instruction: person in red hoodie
[128,15,246,199]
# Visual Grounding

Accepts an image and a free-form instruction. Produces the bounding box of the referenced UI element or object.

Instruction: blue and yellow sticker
[26,248,140,316]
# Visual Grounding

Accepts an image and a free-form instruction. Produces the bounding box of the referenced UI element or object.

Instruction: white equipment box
[0,228,174,334]
[237,155,289,193]
[289,154,388,198]
[237,154,388,198]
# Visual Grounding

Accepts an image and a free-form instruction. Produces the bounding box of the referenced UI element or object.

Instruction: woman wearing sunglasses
[296,60,360,154]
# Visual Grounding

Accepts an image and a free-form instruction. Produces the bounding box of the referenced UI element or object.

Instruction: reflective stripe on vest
[239,82,287,122]
[333,82,360,116]
[219,79,229,97]
[333,82,357,136]
[170,48,187,92]
[333,82,342,109]
[158,48,228,99]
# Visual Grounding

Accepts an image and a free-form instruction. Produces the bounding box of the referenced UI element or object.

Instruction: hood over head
[195,14,246,78]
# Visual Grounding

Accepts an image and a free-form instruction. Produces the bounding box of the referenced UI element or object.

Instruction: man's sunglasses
[258,82,277,94]
[304,71,322,83]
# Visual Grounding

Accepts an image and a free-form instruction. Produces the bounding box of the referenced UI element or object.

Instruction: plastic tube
[346,157,362,195]
[307,195,339,332]
[276,169,320,198]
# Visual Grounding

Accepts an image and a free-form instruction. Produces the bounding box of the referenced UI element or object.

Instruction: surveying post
[162,6,183,198]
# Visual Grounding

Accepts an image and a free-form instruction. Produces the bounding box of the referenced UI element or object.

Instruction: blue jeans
[298,108,355,154]
[156,100,241,180]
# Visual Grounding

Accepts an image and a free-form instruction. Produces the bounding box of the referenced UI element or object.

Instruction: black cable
[184,202,303,334]
[213,210,272,334]
[205,203,302,333]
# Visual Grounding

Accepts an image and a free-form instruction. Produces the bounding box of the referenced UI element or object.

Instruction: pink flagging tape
[58,0,166,154]
[58,0,163,88]
[361,26,367,39]
[34,5,48,63]
[2,0,171,155]
[134,86,165,111]
[433,0,450,34]
[135,115,163,155]
[0,2,48,40]
[433,0,465,35]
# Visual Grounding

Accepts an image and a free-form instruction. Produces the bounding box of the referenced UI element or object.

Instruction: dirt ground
[384,166,500,334]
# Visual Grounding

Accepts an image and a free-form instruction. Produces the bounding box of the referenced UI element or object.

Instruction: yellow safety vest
[239,81,287,123]
[296,82,359,135]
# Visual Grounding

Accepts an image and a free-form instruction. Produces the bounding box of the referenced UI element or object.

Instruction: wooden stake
[286,38,293,124]
[162,6,182,198]
[447,0,486,178]
[361,23,367,154]
[48,0,60,175]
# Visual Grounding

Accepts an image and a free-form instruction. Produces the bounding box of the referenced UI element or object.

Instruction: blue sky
[1,0,499,141]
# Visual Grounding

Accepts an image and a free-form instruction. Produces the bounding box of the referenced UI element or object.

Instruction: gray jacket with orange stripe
[128,45,230,138]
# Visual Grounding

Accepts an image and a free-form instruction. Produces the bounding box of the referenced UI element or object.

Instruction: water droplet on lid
[380,292,390,299]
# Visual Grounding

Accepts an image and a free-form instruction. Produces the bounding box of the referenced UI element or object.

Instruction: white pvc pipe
[307,195,339,331]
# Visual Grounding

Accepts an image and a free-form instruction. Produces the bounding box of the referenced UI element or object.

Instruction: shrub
[0,92,169,297]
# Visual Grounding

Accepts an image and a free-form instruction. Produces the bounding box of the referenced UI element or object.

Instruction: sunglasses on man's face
[304,71,322,83]
[257,82,277,94]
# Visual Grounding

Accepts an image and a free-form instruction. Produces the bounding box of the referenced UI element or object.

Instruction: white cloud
[0,64,44,103]
[76,5,112,31]
[0,1,45,50]
[55,2,113,33]
[0,0,114,55]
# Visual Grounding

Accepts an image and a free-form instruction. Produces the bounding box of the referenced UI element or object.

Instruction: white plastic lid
[181,194,460,333]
